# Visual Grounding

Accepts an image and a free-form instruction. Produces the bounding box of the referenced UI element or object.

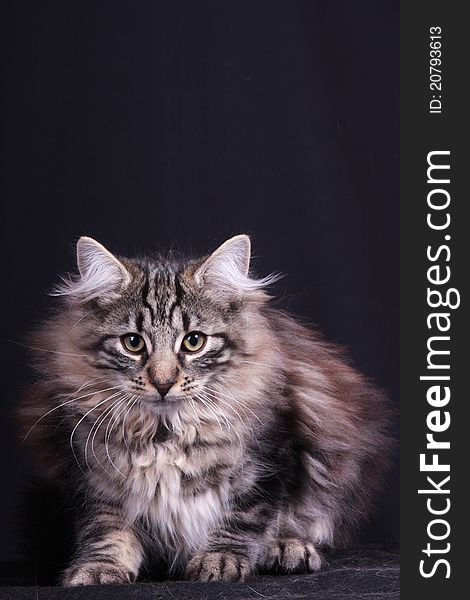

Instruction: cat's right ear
[76,237,130,285]
[53,237,131,302]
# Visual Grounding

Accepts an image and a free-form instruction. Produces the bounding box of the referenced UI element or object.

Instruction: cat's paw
[185,551,253,582]
[264,538,323,573]
[62,562,136,586]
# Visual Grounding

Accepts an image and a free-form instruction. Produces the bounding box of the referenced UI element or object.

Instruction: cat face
[84,265,242,408]
[52,236,277,413]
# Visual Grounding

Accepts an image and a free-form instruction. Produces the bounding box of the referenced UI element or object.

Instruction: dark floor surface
[0,542,399,600]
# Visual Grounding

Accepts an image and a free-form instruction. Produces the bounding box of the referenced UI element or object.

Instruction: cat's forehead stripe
[141,273,156,325]
[154,269,176,324]
[135,312,144,332]
[136,266,191,333]
[173,273,190,331]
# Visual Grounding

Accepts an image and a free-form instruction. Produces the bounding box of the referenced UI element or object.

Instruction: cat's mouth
[141,392,188,409]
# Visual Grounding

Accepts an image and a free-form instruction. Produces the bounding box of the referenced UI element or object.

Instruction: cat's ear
[53,237,131,302]
[193,235,281,295]
[194,235,251,291]
[76,237,130,286]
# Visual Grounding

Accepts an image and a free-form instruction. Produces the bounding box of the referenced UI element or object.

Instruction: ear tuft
[194,234,280,294]
[52,237,131,302]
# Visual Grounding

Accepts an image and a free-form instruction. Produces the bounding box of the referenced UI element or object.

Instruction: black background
[0,1,399,561]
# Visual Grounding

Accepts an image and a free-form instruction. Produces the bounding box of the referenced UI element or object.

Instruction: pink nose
[154,381,174,397]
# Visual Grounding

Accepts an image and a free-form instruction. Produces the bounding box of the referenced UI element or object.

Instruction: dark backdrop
[0,1,399,561]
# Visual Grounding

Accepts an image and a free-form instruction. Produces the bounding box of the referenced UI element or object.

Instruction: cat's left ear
[193,235,281,295]
[193,234,262,295]
[195,235,251,285]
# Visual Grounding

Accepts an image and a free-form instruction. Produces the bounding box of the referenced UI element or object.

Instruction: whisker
[94,396,129,477]
[240,359,278,370]
[104,395,134,477]
[195,392,232,432]
[69,393,123,473]
[209,382,263,427]
[204,384,262,453]
[105,394,132,448]
[70,312,92,332]
[187,398,199,421]
[192,394,214,423]
[23,383,122,441]
[7,339,87,358]
[193,394,223,431]
[197,389,246,447]
[85,392,124,472]
[201,394,229,430]
[121,395,140,452]
[69,384,123,402]
[203,391,243,429]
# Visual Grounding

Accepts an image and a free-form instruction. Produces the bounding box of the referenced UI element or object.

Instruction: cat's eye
[181,331,206,353]
[121,333,146,354]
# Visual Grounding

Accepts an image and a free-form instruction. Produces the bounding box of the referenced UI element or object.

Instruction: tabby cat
[19,235,392,585]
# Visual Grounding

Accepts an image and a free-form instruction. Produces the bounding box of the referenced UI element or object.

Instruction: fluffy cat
[19,235,392,585]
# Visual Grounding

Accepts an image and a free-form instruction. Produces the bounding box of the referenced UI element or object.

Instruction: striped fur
[19,235,392,585]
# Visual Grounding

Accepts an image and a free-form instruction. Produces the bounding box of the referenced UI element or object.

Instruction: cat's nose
[154,380,175,398]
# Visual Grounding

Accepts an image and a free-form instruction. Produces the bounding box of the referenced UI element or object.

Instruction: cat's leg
[184,504,272,582]
[62,502,144,586]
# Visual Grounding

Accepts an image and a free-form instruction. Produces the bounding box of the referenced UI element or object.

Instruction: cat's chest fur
[95,418,239,556]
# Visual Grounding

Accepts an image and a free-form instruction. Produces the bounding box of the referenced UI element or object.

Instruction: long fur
[18,235,393,585]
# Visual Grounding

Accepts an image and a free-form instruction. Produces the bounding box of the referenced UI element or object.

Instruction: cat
[19,235,393,585]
